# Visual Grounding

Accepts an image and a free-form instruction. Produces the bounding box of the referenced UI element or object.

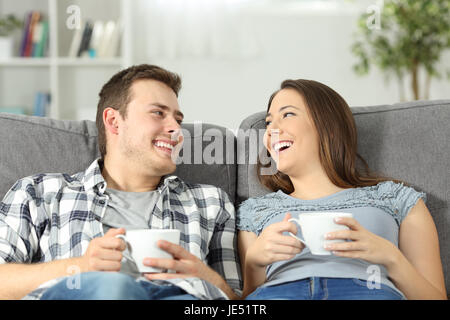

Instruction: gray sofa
[0,99,449,298]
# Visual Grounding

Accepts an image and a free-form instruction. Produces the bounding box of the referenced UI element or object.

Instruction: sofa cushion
[236,99,450,295]
[0,113,236,204]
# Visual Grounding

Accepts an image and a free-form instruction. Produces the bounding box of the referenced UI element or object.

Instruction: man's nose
[166,116,181,134]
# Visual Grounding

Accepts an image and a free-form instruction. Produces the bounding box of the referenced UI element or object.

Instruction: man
[0,64,242,300]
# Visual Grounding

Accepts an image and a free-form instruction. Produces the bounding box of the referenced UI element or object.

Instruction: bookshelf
[0,0,132,120]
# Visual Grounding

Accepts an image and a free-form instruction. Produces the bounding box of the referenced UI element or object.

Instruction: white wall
[131,1,450,131]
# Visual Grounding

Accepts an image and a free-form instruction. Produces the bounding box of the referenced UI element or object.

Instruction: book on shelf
[20,11,49,58]
[32,92,51,117]
[68,20,121,58]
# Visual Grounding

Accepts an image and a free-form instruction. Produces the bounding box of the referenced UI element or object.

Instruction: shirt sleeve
[236,198,256,233]
[0,178,41,264]
[392,182,427,225]
[207,188,243,296]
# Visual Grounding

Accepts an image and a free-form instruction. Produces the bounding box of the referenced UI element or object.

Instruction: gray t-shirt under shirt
[101,188,160,277]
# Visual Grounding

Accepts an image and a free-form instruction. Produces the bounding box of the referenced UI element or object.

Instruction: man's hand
[142,240,239,299]
[79,228,127,272]
[142,240,215,281]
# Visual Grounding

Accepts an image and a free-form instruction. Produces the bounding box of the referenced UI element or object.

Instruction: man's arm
[0,227,127,300]
[0,257,84,300]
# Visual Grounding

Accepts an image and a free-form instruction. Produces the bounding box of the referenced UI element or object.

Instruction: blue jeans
[246,277,405,300]
[41,272,198,300]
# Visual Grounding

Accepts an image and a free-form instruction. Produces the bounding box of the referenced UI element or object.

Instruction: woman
[237,79,447,300]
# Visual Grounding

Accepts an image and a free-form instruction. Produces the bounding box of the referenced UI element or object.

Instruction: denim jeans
[246,277,405,300]
[41,272,198,300]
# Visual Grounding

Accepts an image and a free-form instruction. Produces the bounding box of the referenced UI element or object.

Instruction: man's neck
[101,157,162,192]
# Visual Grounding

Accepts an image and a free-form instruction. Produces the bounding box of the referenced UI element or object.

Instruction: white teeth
[273,141,293,152]
[154,141,174,150]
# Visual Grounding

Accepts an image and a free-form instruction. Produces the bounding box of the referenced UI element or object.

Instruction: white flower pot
[0,36,14,60]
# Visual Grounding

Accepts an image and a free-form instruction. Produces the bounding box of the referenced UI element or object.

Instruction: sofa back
[236,99,450,296]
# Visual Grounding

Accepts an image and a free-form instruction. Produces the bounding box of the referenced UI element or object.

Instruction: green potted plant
[352,0,450,101]
[0,14,23,60]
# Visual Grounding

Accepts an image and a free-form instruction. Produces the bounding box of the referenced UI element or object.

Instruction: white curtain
[135,0,260,59]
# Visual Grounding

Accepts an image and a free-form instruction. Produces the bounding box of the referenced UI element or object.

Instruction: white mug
[288,212,353,255]
[116,229,181,273]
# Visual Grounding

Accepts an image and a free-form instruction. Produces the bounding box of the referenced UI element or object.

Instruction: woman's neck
[288,170,348,200]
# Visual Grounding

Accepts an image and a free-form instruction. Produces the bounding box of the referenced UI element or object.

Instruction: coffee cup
[288,212,353,255]
[116,229,180,273]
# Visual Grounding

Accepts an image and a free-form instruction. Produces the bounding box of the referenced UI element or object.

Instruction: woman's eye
[283,112,295,118]
[152,110,164,116]
[265,120,271,126]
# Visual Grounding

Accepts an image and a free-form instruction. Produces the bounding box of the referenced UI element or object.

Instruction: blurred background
[0,0,449,130]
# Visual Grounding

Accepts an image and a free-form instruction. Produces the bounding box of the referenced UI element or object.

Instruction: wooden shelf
[57,57,123,66]
[0,57,123,67]
[0,58,51,67]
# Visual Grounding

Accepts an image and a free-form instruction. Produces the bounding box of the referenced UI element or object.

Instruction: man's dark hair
[96,64,182,158]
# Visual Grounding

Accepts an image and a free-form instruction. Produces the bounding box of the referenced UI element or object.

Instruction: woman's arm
[327,199,447,300]
[237,213,304,298]
[238,230,267,298]
[389,199,447,299]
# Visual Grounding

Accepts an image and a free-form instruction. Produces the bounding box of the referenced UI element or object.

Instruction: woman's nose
[267,127,281,138]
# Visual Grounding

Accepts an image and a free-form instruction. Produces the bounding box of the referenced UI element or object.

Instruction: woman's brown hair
[257,79,404,194]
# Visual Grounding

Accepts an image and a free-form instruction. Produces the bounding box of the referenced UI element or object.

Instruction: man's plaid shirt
[0,159,242,299]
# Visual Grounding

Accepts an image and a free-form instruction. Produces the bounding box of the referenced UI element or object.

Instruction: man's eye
[265,120,271,126]
[176,119,183,125]
[152,110,164,116]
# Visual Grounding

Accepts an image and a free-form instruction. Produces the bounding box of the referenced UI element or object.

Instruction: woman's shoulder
[236,192,284,233]
[353,180,427,224]
[238,191,283,211]
[355,180,425,202]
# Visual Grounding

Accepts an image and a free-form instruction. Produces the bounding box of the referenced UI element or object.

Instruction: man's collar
[81,158,185,195]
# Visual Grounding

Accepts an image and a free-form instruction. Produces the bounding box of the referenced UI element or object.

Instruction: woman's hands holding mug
[245,213,305,269]
[324,217,400,270]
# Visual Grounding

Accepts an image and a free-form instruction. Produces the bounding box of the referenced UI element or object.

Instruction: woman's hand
[245,213,304,269]
[324,217,401,269]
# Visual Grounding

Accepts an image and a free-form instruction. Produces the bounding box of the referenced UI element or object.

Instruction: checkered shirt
[0,159,242,299]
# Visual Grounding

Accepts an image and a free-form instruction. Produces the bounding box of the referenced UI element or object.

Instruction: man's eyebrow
[266,105,300,118]
[150,103,184,119]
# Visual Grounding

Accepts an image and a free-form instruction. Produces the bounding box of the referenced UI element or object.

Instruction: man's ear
[103,108,119,135]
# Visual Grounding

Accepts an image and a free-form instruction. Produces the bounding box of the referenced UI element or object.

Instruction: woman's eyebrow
[266,105,300,118]
[279,105,300,112]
